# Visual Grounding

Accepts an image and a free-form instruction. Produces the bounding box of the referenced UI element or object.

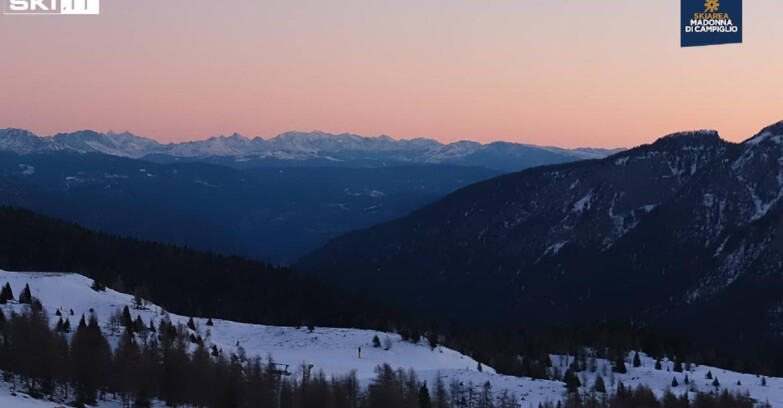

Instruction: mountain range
[0,128,622,171]
[297,120,783,352]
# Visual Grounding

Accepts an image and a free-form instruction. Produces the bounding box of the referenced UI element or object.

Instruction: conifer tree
[71,314,111,405]
[91,279,105,292]
[18,284,32,304]
[400,329,411,342]
[418,382,432,408]
[410,328,421,343]
[428,333,438,349]
[206,318,214,326]
[712,377,720,388]
[133,315,146,333]
[563,368,581,393]
[31,298,43,312]
[706,370,713,379]
[593,375,606,393]
[122,306,133,329]
[434,374,449,408]
[613,354,627,374]
[673,359,683,373]
[672,377,679,387]
[187,317,197,331]
[655,359,662,370]
[373,335,381,348]
[0,282,13,304]
[633,352,641,367]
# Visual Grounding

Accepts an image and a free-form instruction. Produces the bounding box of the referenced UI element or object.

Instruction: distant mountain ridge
[0,128,623,171]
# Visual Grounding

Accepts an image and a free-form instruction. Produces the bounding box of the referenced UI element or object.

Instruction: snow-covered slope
[551,355,781,406]
[0,270,566,407]
[0,270,781,407]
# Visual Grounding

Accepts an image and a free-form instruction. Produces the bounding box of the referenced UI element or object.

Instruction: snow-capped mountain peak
[0,128,624,171]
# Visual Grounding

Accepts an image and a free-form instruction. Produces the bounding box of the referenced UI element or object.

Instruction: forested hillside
[0,206,396,328]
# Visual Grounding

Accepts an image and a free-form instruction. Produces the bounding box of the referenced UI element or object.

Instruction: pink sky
[1,0,782,148]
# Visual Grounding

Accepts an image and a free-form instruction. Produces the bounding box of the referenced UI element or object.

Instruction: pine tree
[593,375,606,393]
[418,382,432,408]
[0,282,13,304]
[31,298,43,312]
[613,354,627,374]
[633,352,641,367]
[684,374,690,385]
[672,377,679,387]
[122,306,133,329]
[477,362,483,373]
[91,279,105,292]
[427,333,438,349]
[187,317,197,331]
[410,328,421,343]
[133,315,146,333]
[712,377,720,388]
[563,368,581,393]
[655,359,662,370]
[673,359,683,373]
[206,318,214,326]
[372,335,381,348]
[71,314,111,405]
[434,373,449,408]
[400,329,411,342]
[18,284,32,304]
[706,370,713,380]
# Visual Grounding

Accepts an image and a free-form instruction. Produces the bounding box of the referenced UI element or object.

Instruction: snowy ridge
[0,128,621,170]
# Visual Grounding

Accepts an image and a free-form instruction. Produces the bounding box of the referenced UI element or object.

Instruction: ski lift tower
[271,363,291,408]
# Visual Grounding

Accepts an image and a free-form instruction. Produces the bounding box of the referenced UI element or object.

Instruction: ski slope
[0,270,781,407]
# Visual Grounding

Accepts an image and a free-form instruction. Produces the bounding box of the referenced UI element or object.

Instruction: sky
[1,0,782,149]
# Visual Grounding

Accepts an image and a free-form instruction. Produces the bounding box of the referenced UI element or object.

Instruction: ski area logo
[4,0,100,15]
[681,0,741,47]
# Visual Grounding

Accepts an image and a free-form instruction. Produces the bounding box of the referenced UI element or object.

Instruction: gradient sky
[1,0,782,148]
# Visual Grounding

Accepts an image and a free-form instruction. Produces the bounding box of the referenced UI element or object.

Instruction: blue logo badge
[681,0,742,47]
